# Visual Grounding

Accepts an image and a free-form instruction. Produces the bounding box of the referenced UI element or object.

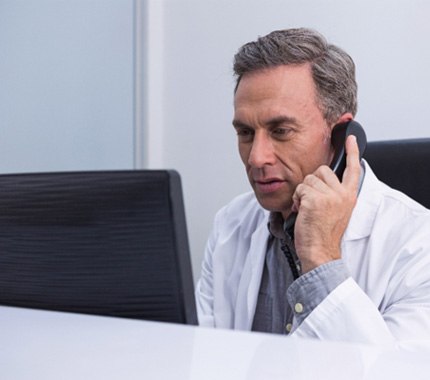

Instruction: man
[195,28,430,344]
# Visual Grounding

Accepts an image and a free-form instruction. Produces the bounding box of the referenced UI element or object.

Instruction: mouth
[254,178,285,194]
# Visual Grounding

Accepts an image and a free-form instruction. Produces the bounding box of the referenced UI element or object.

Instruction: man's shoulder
[365,161,428,215]
[362,161,430,232]
[378,182,430,237]
[347,161,429,241]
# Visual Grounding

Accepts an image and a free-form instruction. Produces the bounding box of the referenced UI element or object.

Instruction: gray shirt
[251,213,350,334]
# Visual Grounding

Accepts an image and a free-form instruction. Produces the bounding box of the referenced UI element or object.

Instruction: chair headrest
[363,138,430,209]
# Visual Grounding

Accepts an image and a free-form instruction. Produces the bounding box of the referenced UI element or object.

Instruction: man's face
[233,64,334,218]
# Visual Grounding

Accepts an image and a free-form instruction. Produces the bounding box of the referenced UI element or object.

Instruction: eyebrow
[266,115,299,128]
[232,119,249,129]
[232,115,299,129]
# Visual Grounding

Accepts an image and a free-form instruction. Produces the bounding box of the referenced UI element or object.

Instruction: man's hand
[292,135,361,274]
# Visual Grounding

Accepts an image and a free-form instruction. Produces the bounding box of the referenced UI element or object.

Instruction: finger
[342,135,361,190]
[302,173,332,194]
[292,180,330,212]
[313,165,341,189]
[292,183,303,212]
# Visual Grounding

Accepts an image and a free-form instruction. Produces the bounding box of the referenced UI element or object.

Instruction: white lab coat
[195,162,430,344]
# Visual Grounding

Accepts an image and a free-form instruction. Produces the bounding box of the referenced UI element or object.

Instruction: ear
[332,113,354,128]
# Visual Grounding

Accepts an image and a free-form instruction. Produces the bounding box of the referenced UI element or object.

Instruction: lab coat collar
[343,160,382,241]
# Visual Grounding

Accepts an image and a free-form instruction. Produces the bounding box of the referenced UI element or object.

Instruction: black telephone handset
[284,120,367,237]
[329,120,367,180]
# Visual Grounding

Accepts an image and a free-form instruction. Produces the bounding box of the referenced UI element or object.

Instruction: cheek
[304,138,332,171]
[319,134,333,162]
[238,143,250,166]
[275,137,330,179]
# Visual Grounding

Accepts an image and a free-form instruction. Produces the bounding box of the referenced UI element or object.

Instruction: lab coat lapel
[343,161,382,241]
[234,218,269,330]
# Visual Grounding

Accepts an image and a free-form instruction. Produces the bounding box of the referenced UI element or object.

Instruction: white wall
[0,0,135,173]
[145,0,430,281]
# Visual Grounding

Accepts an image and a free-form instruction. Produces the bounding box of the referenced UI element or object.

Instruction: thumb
[342,135,361,191]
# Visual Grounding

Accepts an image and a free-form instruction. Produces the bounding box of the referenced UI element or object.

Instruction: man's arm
[288,135,430,344]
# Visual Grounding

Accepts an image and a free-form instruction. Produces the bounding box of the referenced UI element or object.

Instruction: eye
[235,127,254,143]
[271,127,291,140]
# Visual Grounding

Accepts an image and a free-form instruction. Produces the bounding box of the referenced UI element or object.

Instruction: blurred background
[1,0,429,282]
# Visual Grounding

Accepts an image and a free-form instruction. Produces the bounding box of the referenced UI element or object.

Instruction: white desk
[1,305,430,380]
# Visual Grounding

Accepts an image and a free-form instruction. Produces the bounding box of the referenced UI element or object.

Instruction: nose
[248,132,276,168]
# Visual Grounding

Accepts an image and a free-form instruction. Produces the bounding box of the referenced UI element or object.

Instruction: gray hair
[233,28,357,124]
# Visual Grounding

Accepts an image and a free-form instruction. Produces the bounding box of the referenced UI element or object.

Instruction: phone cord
[280,235,300,280]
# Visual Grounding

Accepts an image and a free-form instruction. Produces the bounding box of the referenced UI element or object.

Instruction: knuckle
[319,165,332,175]
[303,174,317,186]
[294,183,304,197]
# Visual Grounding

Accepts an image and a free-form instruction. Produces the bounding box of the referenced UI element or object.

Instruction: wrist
[298,247,341,274]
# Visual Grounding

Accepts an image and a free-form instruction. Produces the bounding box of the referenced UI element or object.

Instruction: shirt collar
[268,212,285,240]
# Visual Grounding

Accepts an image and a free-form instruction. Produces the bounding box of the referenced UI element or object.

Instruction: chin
[255,195,290,214]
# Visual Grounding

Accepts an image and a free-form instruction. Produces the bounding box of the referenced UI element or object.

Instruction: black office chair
[0,170,197,325]
[363,138,430,209]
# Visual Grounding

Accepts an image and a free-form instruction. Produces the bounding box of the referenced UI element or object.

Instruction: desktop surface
[2,306,430,380]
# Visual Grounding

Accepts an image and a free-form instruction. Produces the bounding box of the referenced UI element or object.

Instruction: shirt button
[286,323,293,333]
[294,303,304,313]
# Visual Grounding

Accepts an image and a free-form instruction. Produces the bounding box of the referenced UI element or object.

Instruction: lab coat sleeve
[291,277,396,344]
[291,232,430,345]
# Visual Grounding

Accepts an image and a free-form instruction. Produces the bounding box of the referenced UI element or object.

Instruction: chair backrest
[363,138,430,209]
[0,170,197,325]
